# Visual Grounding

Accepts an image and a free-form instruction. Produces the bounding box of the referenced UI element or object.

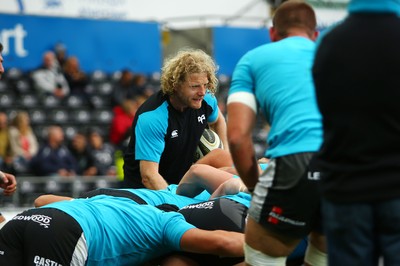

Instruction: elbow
[34,195,47,208]
[228,132,245,152]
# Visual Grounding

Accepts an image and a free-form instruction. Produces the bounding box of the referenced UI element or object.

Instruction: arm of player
[209,110,229,152]
[227,102,259,189]
[180,228,244,257]
[177,164,234,197]
[140,160,169,190]
[34,194,73,207]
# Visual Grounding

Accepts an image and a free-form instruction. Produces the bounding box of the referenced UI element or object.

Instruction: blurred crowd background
[0,0,346,207]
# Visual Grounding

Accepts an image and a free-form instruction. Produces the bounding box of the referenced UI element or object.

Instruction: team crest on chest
[197,114,206,124]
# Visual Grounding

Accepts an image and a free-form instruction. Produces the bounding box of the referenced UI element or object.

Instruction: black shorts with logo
[174,197,248,266]
[0,208,86,265]
[249,152,321,239]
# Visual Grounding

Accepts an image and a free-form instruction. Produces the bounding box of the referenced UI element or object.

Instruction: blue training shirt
[229,36,322,158]
[122,186,203,208]
[42,195,195,265]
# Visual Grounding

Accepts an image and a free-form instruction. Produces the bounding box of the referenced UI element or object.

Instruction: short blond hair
[160,49,219,95]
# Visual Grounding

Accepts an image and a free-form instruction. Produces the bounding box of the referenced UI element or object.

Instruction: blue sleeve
[163,212,196,250]
[229,52,255,96]
[135,105,169,163]
[203,92,219,123]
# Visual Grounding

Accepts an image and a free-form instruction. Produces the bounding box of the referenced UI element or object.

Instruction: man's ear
[269,27,278,42]
[312,31,320,41]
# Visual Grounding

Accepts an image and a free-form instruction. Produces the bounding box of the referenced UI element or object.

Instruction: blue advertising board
[213,26,270,76]
[0,13,162,74]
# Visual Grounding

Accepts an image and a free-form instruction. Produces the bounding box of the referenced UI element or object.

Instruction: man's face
[173,72,208,110]
[0,53,4,79]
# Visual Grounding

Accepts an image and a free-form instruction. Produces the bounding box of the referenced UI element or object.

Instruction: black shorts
[249,152,321,238]
[0,208,86,265]
[174,198,248,266]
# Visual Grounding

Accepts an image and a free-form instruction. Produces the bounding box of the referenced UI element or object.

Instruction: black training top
[313,13,400,203]
[122,90,219,188]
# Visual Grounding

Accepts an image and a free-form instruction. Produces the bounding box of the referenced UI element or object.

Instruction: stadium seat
[70,108,91,124]
[49,109,69,124]
[14,79,32,94]
[96,81,113,96]
[20,94,40,108]
[42,94,61,108]
[4,67,23,81]
[29,108,47,125]
[0,80,8,93]
[91,109,113,124]
[90,70,108,84]
[0,93,15,108]
[65,95,85,108]
[90,95,111,108]
[64,125,79,140]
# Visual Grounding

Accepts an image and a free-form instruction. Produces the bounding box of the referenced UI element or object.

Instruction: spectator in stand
[227,1,325,265]
[87,128,116,176]
[63,56,90,102]
[109,98,138,149]
[132,73,155,98]
[0,112,15,175]
[68,131,97,176]
[111,69,136,107]
[29,125,77,177]
[54,42,68,69]
[31,51,70,99]
[8,111,39,175]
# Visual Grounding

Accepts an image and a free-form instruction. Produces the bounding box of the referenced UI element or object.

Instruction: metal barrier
[0,175,121,208]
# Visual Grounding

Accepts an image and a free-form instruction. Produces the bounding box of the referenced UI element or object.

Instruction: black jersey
[123,90,219,188]
[313,12,400,203]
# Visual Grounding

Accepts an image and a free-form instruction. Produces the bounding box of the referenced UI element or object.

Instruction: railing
[0,175,122,208]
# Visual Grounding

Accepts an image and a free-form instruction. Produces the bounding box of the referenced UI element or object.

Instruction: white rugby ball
[193,128,223,161]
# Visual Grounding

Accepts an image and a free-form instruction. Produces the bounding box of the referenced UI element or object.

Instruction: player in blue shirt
[227,1,325,265]
[0,192,244,265]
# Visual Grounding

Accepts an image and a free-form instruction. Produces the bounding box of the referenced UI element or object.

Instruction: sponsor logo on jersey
[33,255,62,266]
[12,214,52,228]
[171,130,178,138]
[267,206,305,227]
[197,114,206,124]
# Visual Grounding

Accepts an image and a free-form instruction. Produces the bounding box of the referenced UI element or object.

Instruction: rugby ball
[193,128,223,161]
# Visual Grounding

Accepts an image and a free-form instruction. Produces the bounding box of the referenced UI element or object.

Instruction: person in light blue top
[0,193,244,265]
[226,1,325,265]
